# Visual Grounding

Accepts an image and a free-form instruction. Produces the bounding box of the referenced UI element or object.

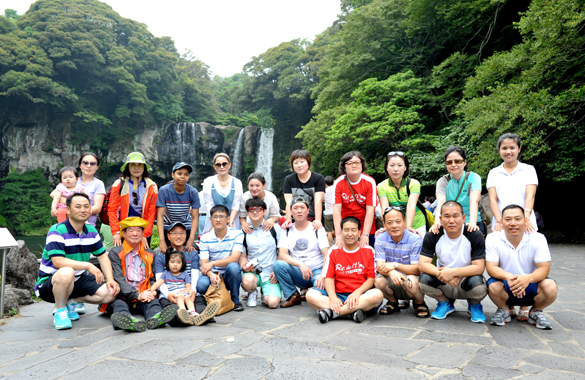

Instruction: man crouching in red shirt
[306,216,383,323]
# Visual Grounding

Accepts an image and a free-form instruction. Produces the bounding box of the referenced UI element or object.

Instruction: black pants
[159,295,209,325]
[108,298,162,320]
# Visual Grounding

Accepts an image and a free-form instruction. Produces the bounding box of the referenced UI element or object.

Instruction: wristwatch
[393,262,399,270]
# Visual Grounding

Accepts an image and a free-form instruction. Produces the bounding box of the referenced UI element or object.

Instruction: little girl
[50,166,84,223]
[150,250,198,324]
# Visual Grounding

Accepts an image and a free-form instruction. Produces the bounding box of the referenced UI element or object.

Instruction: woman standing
[239,172,280,233]
[487,133,538,233]
[202,153,243,232]
[377,151,426,237]
[332,151,377,247]
[430,146,484,235]
[77,152,106,227]
[108,152,158,248]
[282,150,325,230]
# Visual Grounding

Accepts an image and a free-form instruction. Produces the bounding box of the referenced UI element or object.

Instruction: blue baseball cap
[172,162,193,173]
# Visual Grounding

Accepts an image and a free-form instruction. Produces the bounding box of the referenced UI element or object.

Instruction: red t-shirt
[324,246,376,294]
[333,174,378,235]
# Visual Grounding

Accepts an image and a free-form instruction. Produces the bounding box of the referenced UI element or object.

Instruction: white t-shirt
[277,224,330,271]
[324,186,334,215]
[485,231,551,275]
[486,162,538,229]
[421,227,485,269]
[238,190,280,221]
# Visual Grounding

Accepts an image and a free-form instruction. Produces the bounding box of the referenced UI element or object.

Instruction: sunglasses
[387,151,405,156]
[132,190,138,205]
[214,162,229,168]
[446,159,465,165]
[247,207,264,214]
[81,160,97,166]
[384,206,404,213]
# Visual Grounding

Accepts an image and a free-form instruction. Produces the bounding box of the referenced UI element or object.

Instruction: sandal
[379,301,398,315]
[414,302,430,318]
[509,307,517,319]
[398,300,410,309]
[518,307,530,322]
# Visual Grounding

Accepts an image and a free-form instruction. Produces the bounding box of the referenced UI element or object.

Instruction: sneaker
[193,300,222,326]
[66,302,80,321]
[233,302,244,312]
[318,308,332,324]
[490,308,512,326]
[528,309,552,330]
[247,291,258,308]
[53,307,72,330]
[468,302,486,323]
[177,309,193,325]
[189,310,199,316]
[431,300,455,320]
[110,312,147,332]
[74,302,86,314]
[352,309,364,323]
[146,304,179,329]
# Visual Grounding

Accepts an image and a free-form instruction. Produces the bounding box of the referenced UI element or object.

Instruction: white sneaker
[74,302,86,314]
[247,291,258,307]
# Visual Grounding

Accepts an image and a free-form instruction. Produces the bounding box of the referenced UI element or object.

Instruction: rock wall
[1,117,260,189]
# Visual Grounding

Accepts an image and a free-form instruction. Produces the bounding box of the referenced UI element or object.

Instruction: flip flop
[518,308,530,322]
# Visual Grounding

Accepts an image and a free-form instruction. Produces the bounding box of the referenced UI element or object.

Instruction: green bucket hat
[120,152,150,173]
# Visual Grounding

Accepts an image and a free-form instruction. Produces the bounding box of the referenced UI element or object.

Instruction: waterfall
[255,128,274,191]
[173,122,198,184]
[232,128,245,178]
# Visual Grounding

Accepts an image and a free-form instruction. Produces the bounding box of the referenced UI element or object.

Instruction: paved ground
[1,244,584,380]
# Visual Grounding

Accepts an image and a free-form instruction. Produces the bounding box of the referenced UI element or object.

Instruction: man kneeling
[306,217,383,323]
[486,204,557,329]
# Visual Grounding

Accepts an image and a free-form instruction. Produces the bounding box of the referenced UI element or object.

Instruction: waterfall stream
[255,128,274,191]
[232,128,244,178]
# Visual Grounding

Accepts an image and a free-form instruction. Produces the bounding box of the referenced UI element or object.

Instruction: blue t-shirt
[156,183,200,230]
[436,171,482,223]
[160,270,190,293]
[154,250,200,281]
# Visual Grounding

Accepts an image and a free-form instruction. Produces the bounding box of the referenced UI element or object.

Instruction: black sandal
[414,302,430,318]
[379,301,398,315]
[398,300,410,309]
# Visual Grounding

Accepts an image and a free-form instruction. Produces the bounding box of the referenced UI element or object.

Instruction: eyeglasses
[446,159,464,165]
[214,162,229,168]
[81,160,97,166]
[247,207,264,214]
[345,160,362,167]
[211,214,228,220]
[169,232,186,236]
[132,190,138,205]
[387,151,405,156]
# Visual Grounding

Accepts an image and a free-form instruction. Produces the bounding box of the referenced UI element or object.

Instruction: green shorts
[248,272,282,297]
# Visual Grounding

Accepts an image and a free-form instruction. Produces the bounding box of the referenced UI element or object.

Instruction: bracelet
[361,234,369,237]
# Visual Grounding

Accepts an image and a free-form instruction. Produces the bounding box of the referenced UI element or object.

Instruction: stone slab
[488,324,549,351]
[0,349,74,376]
[547,311,585,331]
[113,339,206,362]
[269,318,358,341]
[176,351,226,367]
[408,342,482,369]
[334,348,417,368]
[461,363,523,380]
[60,359,209,380]
[201,331,265,356]
[525,353,585,374]
[325,333,428,357]
[58,326,125,348]
[414,330,492,345]
[207,357,272,379]
[246,337,339,359]
[469,345,531,369]
[351,324,417,339]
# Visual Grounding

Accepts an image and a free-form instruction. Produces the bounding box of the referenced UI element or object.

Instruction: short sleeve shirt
[36,220,105,290]
[76,177,106,226]
[486,162,539,228]
[486,231,551,275]
[333,174,378,235]
[243,223,281,280]
[324,246,376,294]
[160,270,190,293]
[421,227,485,268]
[436,171,482,223]
[374,230,422,266]
[377,178,426,229]
[238,190,280,221]
[156,183,200,230]
[277,225,329,271]
[199,228,244,273]
[283,172,326,219]
[324,186,334,215]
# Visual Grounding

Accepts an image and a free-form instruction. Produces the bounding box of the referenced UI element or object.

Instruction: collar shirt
[485,231,551,275]
[374,229,422,268]
[243,223,281,281]
[125,248,146,290]
[199,228,244,273]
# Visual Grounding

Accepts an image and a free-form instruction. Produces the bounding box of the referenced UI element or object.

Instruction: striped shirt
[377,177,426,230]
[156,183,200,230]
[199,228,244,274]
[35,220,105,290]
[160,270,190,292]
[125,249,146,290]
[374,229,422,265]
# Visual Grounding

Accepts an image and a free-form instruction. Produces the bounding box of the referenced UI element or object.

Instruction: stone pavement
[1,244,584,380]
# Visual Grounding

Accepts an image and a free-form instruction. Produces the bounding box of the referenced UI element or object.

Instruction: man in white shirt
[486,204,557,329]
[273,196,330,308]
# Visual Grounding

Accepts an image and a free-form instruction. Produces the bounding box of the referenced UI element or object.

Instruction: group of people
[35,132,557,333]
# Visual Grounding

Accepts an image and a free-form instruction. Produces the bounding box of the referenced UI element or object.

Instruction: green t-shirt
[377,177,426,229]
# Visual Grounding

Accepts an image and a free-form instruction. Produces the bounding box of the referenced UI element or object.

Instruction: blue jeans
[196,262,242,304]
[272,260,326,299]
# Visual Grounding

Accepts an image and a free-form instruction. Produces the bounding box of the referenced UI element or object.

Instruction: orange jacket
[108,177,158,237]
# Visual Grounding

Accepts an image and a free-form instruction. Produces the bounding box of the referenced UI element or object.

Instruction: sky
[7,0,341,77]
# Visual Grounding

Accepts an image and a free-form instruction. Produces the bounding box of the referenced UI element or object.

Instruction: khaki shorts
[324,214,334,232]
[376,274,416,300]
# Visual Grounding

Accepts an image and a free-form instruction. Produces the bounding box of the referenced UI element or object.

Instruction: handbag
[204,274,234,315]
[344,176,383,230]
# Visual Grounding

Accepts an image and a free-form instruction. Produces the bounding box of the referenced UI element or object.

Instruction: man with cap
[36,193,120,330]
[106,217,178,331]
[154,221,221,325]
[156,162,200,253]
[273,195,330,308]
[108,151,158,248]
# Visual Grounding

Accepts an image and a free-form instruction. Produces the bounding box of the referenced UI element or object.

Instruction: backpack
[98,180,123,225]
[243,227,278,251]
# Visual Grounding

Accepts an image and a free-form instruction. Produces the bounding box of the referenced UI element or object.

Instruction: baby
[50,166,84,223]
